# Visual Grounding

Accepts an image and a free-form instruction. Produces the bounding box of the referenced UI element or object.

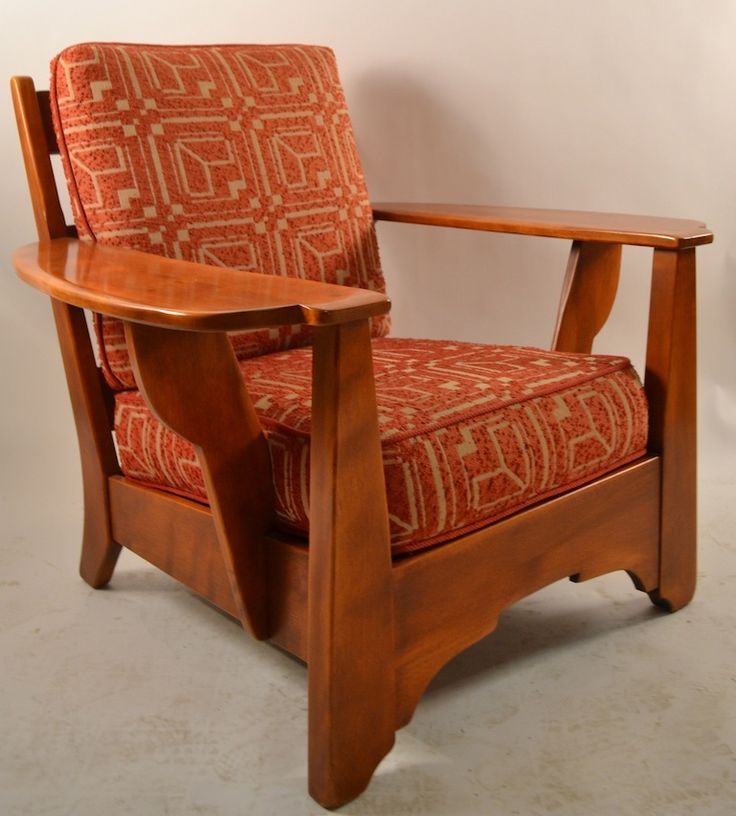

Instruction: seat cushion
[113,338,648,554]
[50,42,389,389]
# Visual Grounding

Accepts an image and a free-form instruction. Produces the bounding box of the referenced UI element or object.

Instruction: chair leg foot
[308,698,395,809]
[307,578,397,808]
[647,581,695,613]
[308,733,395,810]
[647,494,696,614]
[645,528,696,613]
[79,515,121,589]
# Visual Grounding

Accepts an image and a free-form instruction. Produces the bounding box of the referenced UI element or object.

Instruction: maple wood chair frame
[11,75,711,808]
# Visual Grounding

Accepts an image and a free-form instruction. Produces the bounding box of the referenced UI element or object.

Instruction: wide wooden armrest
[13,239,390,331]
[373,203,713,249]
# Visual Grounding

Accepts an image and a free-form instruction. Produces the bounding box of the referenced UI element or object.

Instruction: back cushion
[50,43,389,388]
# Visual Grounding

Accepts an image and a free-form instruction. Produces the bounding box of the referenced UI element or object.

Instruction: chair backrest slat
[36,90,60,155]
[10,76,69,241]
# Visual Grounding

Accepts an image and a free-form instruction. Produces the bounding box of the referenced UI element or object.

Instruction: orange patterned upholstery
[113,339,648,554]
[50,43,649,555]
[50,42,389,389]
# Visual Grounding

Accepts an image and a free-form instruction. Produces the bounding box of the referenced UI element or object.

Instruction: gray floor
[1,464,734,815]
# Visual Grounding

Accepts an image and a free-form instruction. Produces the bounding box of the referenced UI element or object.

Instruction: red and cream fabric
[114,339,648,554]
[50,42,389,389]
[50,43,650,555]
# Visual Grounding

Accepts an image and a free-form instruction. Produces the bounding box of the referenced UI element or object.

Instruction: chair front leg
[644,248,697,611]
[308,320,396,808]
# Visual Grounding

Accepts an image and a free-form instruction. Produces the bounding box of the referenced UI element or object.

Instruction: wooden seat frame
[11,75,712,808]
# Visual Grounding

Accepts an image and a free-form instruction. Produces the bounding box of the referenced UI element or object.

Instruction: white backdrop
[1,0,733,484]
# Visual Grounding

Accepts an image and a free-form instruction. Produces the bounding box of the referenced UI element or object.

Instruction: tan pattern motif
[50,42,389,389]
[50,44,650,554]
[114,339,649,554]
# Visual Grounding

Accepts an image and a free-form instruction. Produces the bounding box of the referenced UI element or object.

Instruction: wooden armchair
[11,43,712,808]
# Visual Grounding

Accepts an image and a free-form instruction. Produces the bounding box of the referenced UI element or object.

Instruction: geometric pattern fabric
[50,42,389,389]
[50,43,650,553]
[113,339,649,554]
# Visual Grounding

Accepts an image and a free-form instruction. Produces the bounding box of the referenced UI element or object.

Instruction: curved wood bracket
[124,323,274,639]
[553,241,622,354]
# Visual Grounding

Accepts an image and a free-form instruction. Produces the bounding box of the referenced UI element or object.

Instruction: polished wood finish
[109,476,309,653]
[13,73,709,808]
[644,249,697,611]
[12,76,118,586]
[109,477,240,618]
[124,324,275,638]
[553,241,622,353]
[106,453,660,734]
[373,202,713,248]
[10,77,69,242]
[393,456,660,726]
[14,239,390,332]
[53,301,122,586]
[308,320,396,806]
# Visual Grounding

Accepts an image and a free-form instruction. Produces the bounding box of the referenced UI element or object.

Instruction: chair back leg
[52,300,121,587]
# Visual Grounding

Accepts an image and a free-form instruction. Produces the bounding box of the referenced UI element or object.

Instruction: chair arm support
[373,202,713,249]
[123,322,275,639]
[13,238,391,330]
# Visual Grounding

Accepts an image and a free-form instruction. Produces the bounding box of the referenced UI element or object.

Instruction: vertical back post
[11,75,122,587]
